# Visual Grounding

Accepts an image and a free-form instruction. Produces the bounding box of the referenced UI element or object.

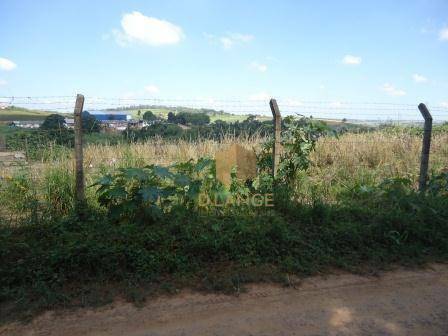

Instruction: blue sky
[0,0,448,118]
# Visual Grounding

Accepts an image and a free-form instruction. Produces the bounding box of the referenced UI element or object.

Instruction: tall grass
[1,130,447,219]
[1,129,448,321]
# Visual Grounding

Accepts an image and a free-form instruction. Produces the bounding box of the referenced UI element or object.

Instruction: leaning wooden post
[269,99,282,178]
[418,103,433,192]
[0,134,6,151]
[74,94,86,213]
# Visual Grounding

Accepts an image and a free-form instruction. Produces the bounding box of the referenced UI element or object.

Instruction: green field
[126,107,271,122]
[0,106,57,121]
[0,105,270,123]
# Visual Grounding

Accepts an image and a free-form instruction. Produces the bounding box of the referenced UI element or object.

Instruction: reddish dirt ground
[2,264,448,336]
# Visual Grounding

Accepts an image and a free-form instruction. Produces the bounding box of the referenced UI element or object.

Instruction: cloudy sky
[0,0,448,115]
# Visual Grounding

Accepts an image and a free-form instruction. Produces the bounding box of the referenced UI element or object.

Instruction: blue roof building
[88,111,132,122]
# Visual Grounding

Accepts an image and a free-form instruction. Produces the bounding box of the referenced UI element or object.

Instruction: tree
[167,111,176,123]
[170,111,210,125]
[41,114,66,130]
[143,110,157,121]
[246,114,257,123]
[82,111,100,133]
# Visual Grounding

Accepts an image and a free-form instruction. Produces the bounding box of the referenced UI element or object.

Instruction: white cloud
[205,32,254,49]
[0,79,7,86]
[220,37,233,50]
[440,101,448,108]
[439,27,448,41]
[250,61,267,73]
[381,83,406,97]
[342,55,362,65]
[113,11,184,47]
[248,91,271,101]
[231,33,254,43]
[413,74,428,83]
[0,57,17,71]
[144,85,160,95]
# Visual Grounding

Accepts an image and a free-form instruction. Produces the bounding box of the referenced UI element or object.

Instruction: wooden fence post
[269,99,282,178]
[0,134,6,151]
[74,94,86,213]
[418,103,433,192]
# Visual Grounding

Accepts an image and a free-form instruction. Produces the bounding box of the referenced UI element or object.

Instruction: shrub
[41,114,66,130]
[92,158,219,223]
[257,116,331,184]
[142,110,157,121]
[81,111,100,133]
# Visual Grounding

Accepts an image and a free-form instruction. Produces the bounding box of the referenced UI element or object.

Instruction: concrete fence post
[418,103,433,192]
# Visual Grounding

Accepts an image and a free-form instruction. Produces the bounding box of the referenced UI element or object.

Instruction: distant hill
[1,105,267,123]
[0,106,61,121]
[105,105,271,122]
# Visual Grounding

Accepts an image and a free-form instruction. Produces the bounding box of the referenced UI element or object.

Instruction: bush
[142,110,157,121]
[92,158,224,223]
[40,114,66,130]
[1,176,448,320]
[82,111,100,133]
[6,129,74,159]
[2,117,448,321]
[126,123,183,141]
[167,111,210,125]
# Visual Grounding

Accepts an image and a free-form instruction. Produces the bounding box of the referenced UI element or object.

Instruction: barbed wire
[2,95,446,108]
[0,96,447,123]
[1,95,447,108]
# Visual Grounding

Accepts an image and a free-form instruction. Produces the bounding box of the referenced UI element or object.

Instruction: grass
[1,182,447,322]
[1,127,448,322]
[126,108,271,122]
[0,106,60,121]
[0,105,270,124]
[3,130,444,200]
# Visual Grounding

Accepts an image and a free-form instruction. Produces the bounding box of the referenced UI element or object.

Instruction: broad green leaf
[139,186,161,202]
[122,168,149,181]
[153,166,172,178]
[173,174,190,187]
[105,186,127,199]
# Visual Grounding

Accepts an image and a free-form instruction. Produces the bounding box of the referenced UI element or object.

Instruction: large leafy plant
[427,172,448,196]
[92,158,218,223]
[256,116,331,187]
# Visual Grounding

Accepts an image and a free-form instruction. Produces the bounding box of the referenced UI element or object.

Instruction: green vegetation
[1,116,448,322]
[0,106,55,121]
[40,114,66,130]
[1,166,447,322]
[120,105,267,123]
[142,110,157,121]
[3,112,102,160]
[167,111,211,125]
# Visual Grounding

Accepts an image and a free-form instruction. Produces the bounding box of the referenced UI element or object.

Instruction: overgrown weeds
[1,120,448,322]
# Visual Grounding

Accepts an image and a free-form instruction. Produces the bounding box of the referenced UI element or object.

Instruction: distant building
[127,120,151,130]
[89,111,132,122]
[11,121,43,129]
[64,118,75,129]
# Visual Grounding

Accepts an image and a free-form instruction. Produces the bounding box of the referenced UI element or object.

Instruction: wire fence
[1,95,447,123]
[0,95,447,198]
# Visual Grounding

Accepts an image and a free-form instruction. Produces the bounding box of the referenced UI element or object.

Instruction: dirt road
[2,264,448,336]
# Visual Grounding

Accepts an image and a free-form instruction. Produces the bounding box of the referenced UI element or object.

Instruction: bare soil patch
[2,264,448,336]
